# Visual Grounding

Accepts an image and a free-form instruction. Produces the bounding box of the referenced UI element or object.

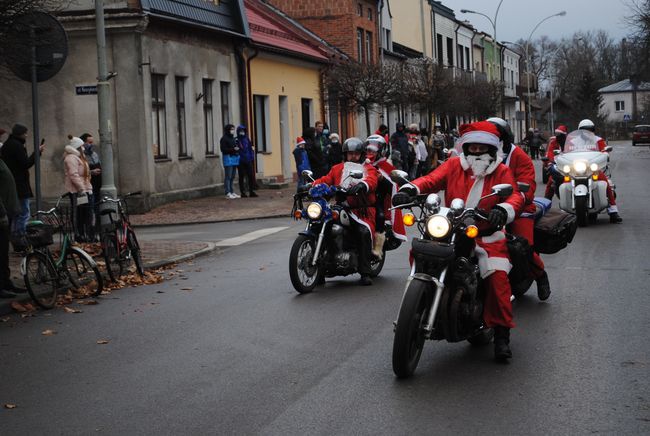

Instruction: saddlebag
[533,209,578,254]
[506,234,533,284]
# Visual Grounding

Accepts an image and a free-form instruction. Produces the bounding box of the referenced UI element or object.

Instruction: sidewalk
[1,183,297,316]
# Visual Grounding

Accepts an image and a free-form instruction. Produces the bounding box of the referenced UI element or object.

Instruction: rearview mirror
[492,184,513,197]
[604,145,613,152]
[390,170,410,186]
[301,170,314,181]
[553,149,560,156]
[349,170,364,179]
[517,182,530,193]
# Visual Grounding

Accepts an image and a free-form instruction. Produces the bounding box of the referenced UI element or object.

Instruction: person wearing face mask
[220,124,240,199]
[326,132,343,167]
[393,121,524,361]
[314,121,331,169]
[236,125,257,198]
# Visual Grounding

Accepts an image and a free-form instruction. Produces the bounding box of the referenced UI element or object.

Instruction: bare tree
[400,58,451,130]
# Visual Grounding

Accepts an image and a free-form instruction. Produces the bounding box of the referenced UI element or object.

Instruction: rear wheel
[368,250,386,278]
[24,252,58,309]
[126,229,144,276]
[575,196,588,227]
[289,235,322,294]
[392,279,432,378]
[101,232,122,282]
[66,247,104,297]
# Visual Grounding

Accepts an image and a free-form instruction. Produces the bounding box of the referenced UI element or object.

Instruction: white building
[598,79,650,123]
[502,47,522,142]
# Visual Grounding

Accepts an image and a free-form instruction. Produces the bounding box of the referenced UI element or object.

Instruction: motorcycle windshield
[563,130,600,152]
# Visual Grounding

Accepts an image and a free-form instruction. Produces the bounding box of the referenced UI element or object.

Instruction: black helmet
[342,137,365,162]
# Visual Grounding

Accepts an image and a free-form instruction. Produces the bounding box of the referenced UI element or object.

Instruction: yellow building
[244,0,335,182]
[389,0,433,57]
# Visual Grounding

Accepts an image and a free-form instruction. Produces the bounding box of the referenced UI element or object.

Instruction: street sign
[515,111,526,121]
[623,114,632,122]
[75,85,98,95]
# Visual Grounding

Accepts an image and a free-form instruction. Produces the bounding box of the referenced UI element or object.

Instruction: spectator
[390,122,410,175]
[0,123,46,253]
[236,125,257,198]
[327,133,343,167]
[375,124,390,148]
[303,126,326,178]
[79,133,101,240]
[529,128,546,160]
[0,157,24,297]
[415,130,429,177]
[220,124,240,199]
[293,136,311,190]
[63,136,94,242]
[431,125,446,167]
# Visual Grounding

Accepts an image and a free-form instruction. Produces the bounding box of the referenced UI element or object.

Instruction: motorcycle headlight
[426,215,451,239]
[573,161,587,174]
[590,163,599,172]
[562,165,571,174]
[306,202,322,219]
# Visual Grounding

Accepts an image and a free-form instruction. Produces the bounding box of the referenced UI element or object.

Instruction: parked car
[632,125,650,146]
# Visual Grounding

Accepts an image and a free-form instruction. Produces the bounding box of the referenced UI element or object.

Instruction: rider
[487,117,551,301]
[392,121,524,361]
[577,119,622,223]
[365,134,407,258]
[312,137,379,286]
[543,125,569,200]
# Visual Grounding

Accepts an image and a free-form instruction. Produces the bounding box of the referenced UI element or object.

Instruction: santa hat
[296,136,305,145]
[555,125,568,135]
[458,121,501,148]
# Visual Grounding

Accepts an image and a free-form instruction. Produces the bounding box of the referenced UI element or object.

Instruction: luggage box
[534,209,577,254]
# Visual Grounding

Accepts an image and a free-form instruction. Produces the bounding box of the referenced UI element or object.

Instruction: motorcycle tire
[392,279,432,378]
[368,250,386,278]
[467,328,494,346]
[575,196,589,227]
[289,235,323,294]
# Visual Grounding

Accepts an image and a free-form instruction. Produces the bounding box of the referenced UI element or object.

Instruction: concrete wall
[390,0,432,57]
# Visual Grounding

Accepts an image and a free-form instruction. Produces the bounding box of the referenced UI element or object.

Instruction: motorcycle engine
[334,252,358,274]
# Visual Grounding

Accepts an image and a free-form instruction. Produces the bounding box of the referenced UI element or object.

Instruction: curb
[132,212,290,228]
[0,242,220,317]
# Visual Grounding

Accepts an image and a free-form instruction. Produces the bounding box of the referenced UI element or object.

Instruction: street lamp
[522,11,567,130]
[460,0,504,117]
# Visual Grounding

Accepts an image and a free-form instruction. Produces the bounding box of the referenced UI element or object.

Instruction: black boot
[536,271,551,301]
[359,274,372,286]
[494,326,512,361]
[609,212,622,223]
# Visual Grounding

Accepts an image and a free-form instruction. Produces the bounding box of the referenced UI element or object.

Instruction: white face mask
[229,129,236,135]
[466,153,494,177]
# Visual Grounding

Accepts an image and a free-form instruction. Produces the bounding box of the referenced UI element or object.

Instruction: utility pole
[95,0,117,199]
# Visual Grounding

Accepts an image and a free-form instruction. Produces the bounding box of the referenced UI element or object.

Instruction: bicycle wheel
[127,229,145,276]
[101,232,122,282]
[23,252,58,309]
[66,247,104,297]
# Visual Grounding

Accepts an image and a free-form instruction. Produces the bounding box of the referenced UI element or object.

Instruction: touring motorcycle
[288,169,402,294]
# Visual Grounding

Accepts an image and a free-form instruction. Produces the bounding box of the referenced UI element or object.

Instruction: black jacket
[220,125,238,156]
[0,134,35,199]
[0,158,19,219]
[305,137,326,178]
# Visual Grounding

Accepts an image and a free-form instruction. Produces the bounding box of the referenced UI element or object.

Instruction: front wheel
[127,229,145,276]
[66,247,104,297]
[289,235,322,294]
[24,252,58,309]
[368,250,386,278]
[392,279,432,378]
[575,196,589,227]
[102,232,122,282]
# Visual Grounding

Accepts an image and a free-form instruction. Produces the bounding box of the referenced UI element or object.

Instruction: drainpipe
[432,8,437,63]
[420,0,426,56]
[242,45,259,170]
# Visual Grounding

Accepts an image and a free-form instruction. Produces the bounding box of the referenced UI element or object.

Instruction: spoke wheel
[392,279,432,378]
[66,248,104,297]
[289,235,322,294]
[127,229,144,276]
[24,252,58,309]
[102,232,123,282]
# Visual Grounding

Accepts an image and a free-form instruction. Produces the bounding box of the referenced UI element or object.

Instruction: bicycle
[21,196,104,309]
[99,192,144,282]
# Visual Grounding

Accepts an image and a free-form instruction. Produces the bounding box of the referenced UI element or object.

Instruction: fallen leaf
[96,339,109,344]
[4,404,17,409]
[77,300,98,305]
[10,301,27,313]
[180,287,193,291]
[63,306,83,314]
[42,329,57,336]
[156,290,165,294]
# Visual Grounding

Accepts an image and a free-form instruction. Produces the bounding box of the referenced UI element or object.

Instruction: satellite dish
[4,11,68,82]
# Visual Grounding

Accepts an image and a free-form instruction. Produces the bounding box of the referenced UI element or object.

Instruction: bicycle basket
[26,222,55,247]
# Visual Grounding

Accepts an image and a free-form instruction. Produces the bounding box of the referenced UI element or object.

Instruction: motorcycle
[554,130,613,226]
[288,170,401,294]
[388,170,529,378]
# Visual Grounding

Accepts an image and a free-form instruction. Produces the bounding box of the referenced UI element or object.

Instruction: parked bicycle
[22,196,104,309]
[99,192,144,282]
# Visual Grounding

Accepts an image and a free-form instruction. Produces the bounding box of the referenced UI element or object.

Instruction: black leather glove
[487,207,508,228]
[391,185,418,206]
[347,183,367,195]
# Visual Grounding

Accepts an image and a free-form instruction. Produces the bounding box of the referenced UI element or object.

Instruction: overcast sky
[450,0,633,43]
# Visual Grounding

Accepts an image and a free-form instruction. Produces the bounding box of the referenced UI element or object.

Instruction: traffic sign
[623,114,632,122]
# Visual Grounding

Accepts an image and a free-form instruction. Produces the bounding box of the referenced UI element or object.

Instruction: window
[203,79,215,155]
[301,98,312,133]
[436,34,443,65]
[446,37,453,66]
[175,77,187,157]
[465,47,471,71]
[366,31,372,63]
[357,28,363,62]
[615,100,625,112]
[384,28,392,50]
[357,3,362,16]
[254,95,269,152]
[220,81,231,127]
[457,45,464,69]
[151,74,167,159]
[367,8,372,21]
[510,70,514,89]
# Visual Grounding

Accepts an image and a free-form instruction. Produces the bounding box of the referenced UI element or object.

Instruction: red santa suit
[502,144,545,276]
[372,157,407,241]
[593,134,619,213]
[410,154,524,329]
[313,161,380,240]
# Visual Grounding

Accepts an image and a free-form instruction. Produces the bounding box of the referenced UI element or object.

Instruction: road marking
[214,227,289,247]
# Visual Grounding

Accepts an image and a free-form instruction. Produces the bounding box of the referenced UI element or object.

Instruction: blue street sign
[623,114,632,122]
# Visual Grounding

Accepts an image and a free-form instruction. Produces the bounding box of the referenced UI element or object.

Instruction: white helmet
[578,119,595,130]
[365,134,386,154]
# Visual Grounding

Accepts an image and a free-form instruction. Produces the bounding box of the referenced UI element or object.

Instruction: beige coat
[63,145,92,194]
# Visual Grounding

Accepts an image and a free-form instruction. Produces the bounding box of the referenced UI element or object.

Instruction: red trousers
[509,217,545,278]
[475,234,515,329]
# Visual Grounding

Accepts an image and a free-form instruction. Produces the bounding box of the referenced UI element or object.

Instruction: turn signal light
[465,225,479,239]
[293,210,302,220]
[563,176,570,183]
[331,210,340,221]
[592,174,598,181]
[403,213,416,227]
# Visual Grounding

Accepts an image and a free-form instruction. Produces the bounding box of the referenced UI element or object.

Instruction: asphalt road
[1,141,649,435]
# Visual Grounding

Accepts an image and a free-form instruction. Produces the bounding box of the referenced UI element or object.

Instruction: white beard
[340,162,365,189]
[466,153,494,177]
